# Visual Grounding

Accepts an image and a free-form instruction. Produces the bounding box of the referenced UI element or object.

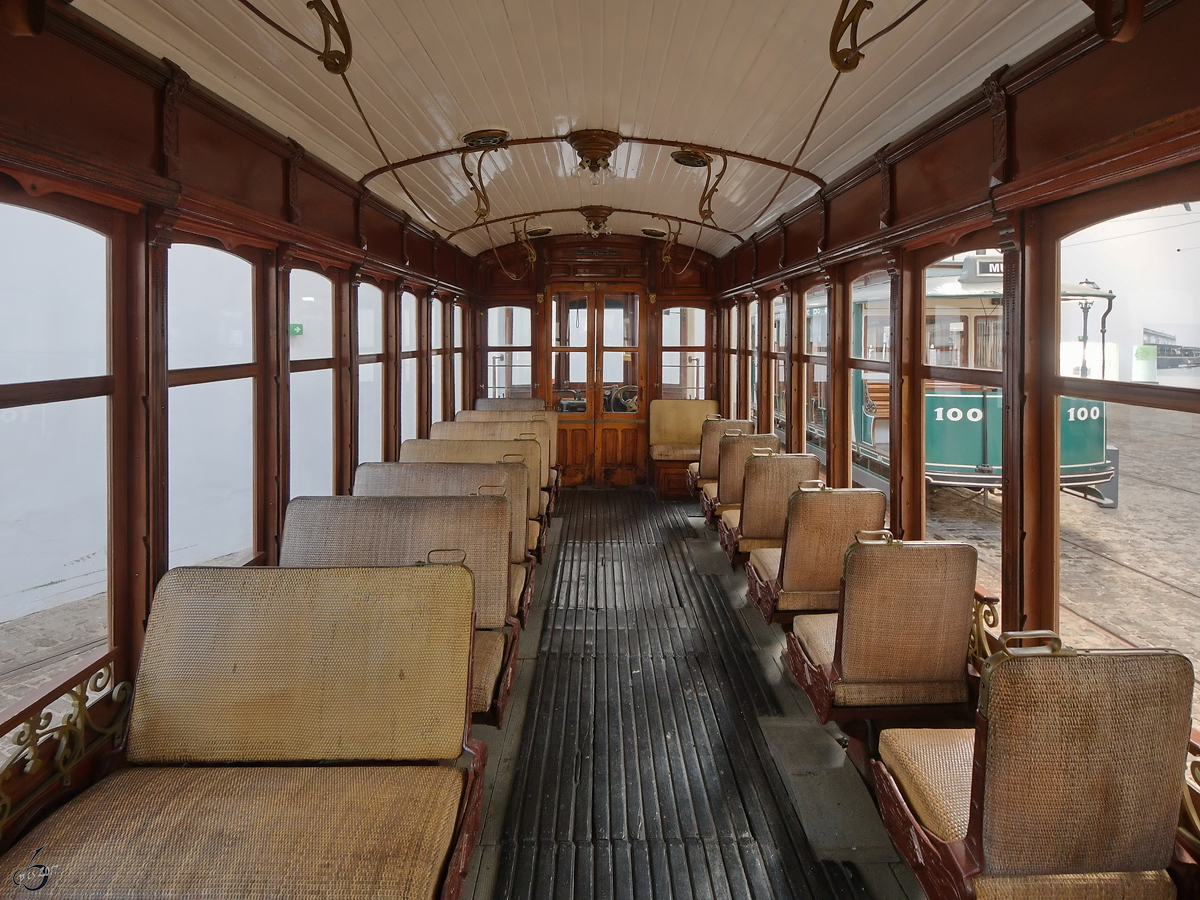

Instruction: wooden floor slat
[494,488,836,899]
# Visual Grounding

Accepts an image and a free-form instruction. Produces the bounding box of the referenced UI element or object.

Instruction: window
[430,294,446,425]
[924,250,1003,370]
[849,270,892,489]
[748,299,760,424]
[289,269,335,496]
[661,306,707,400]
[726,304,739,416]
[767,294,789,443]
[484,305,533,399]
[0,203,110,704]
[400,290,419,440]
[452,302,465,415]
[802,285,829,455]
[357,282,384,464]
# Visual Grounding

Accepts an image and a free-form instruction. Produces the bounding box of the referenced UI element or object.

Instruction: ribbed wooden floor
[493,488,837,900]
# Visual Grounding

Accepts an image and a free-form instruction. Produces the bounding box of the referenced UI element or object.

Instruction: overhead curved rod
[446,206,746,243]
[357,135,825,191]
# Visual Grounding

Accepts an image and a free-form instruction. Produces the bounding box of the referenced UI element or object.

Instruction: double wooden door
[548,282,647,485]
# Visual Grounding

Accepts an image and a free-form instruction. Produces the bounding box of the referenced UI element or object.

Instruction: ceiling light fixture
[567,130,622,186]
[461,129,510,149]
[642,227,668,238]
[527,226,552,237]
[580,206,614,238]
[670,148,711,168]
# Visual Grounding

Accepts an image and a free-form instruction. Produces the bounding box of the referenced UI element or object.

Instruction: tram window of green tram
[1059,203,1200,388]
[851,271,891,361]
[924,250,1003,370]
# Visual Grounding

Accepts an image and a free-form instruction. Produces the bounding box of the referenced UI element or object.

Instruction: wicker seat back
[978,646,1194,878]
[456,409,559,466]
[779,488,886,607]
[698,418,754,480]
[399,439,541,518]
[649,400,721,446]
[430,420,553,487]
[354,461,529,564]
[839,539,977,685]
[128,565,474,764]
[738,454,821,539]
[716,433,782,506]
[279,495,510,629]
[475,397,545,411]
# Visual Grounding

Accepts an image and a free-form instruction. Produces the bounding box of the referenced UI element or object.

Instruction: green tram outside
[805,253,1118,507]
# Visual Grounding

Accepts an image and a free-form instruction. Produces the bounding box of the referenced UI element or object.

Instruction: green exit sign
[289,324,304,336]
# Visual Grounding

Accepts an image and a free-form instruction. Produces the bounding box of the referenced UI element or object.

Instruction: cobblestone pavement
[0,593,107,710]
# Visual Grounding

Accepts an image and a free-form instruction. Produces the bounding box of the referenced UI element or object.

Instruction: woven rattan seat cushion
[697,419,754,480]
[527,520,540,552]
[399,439,541,518]
[549,469,559,485]
[878,728,974,842]
[738,455,820,540]
[539,491,549,516]
[129,566,473,764]
[649,442,702,461]
[687,462,699,475]
[509,564,526,616]
[701,482,719,502]
[748,548,781,583]
[791,613,837,669]
[981,650,1194,877]
[472,629,507,713]
[279,495,511,631]
[354,461,529,564]
[737,536,784,552]
[834,679,968,706]
[720,509,741,530]
[696,478,717,491]
[972,871,1177,899]
[0,765,464,899]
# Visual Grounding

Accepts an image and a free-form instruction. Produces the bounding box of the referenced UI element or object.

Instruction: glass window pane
[289,270,333,361]
[772,296,788,352]
[602,293,638,347]
[0,204,108,385]
[453,352,464,414]
[749,349,759,420]
[401,357,418,441]
[852,271,891,361]
[486,350,532,398]
[805,362,828,453]
[552,351,588,413]
[804,286,828,355]
[487,306,532,347]
[1059,203,1200,386]
[728,353,739,415]
[1056,401,1199,728]
[0,397,108,705]
[290,368,333,496]
[169,378,253,567]
[430,296,443,351]
[168,244,253,369]
[602,351,638,413]
[728,305,739,351]
[924,250,1004,370]
[663,306,706,347]
[358,283,383,355]
[773,357,788,442]
[401,291,418,352]
[852,371,891,484]
[431,354,443,424]
[662,350,706,400]
[748,301,759,352]
[358,362,383,464]
[552,293,589,347]
[453,304,464,349]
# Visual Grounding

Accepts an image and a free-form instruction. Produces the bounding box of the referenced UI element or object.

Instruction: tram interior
[2,1,1200,898]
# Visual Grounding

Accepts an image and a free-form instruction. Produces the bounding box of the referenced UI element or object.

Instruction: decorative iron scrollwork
[968,594,1000,664]
[0,663,132,832]
[306,0,352,73]
[830,0,874,73]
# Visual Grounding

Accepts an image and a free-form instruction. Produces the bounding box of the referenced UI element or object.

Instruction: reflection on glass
[487,351,532,398]
[290,368,333,497]
[0,396,108,705]
[773,357,788,441]
[805,286,827,355]
[169,378,253,567]
[0,204,108,385]
[168,245,253,369]
[728,353,739,417]
[852,271,890,361]
[1059,204,1200,386]
[453,304,464,348]
[358,362,382,463]
[805,362,827,451]
[662,351,706,400]
[401,291,418,352]
[603,293,638,347]
[431,354,443,424]
[749,350,759,420]
[400,357,418,441]
[852,371,891,481]
[552,351,588,413]
[772,295,788,352]
[552,293,589,347]
[924,250,1003,370]
[1055,401,1200,727]
[454,352,464,414]
[662,307,705,346]
[488,306,532,347]
[358,283,383,355]
[729,305,739,350]
[602,351,638,413]
[431,296,443,351]
[289,270,333,361]
[748,301,760,353]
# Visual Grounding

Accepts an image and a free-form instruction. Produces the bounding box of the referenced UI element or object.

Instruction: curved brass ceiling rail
[448,206,745,243]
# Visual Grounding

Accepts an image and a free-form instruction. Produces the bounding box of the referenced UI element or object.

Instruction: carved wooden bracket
[148,206,182,248]
[817,192,829,254]
[984,68,1010,188]
[1083,0,1144,43]
[777,217,787,270]
[2,0,45,36]
[399,218,410,267]
[286,140,304,226]
[354,187,369,250]
[278,243,298,272]
[876,148,892,229]
[161,61,191,180]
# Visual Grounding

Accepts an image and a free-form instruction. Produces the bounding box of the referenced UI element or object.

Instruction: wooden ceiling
[74,0,1091,256]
